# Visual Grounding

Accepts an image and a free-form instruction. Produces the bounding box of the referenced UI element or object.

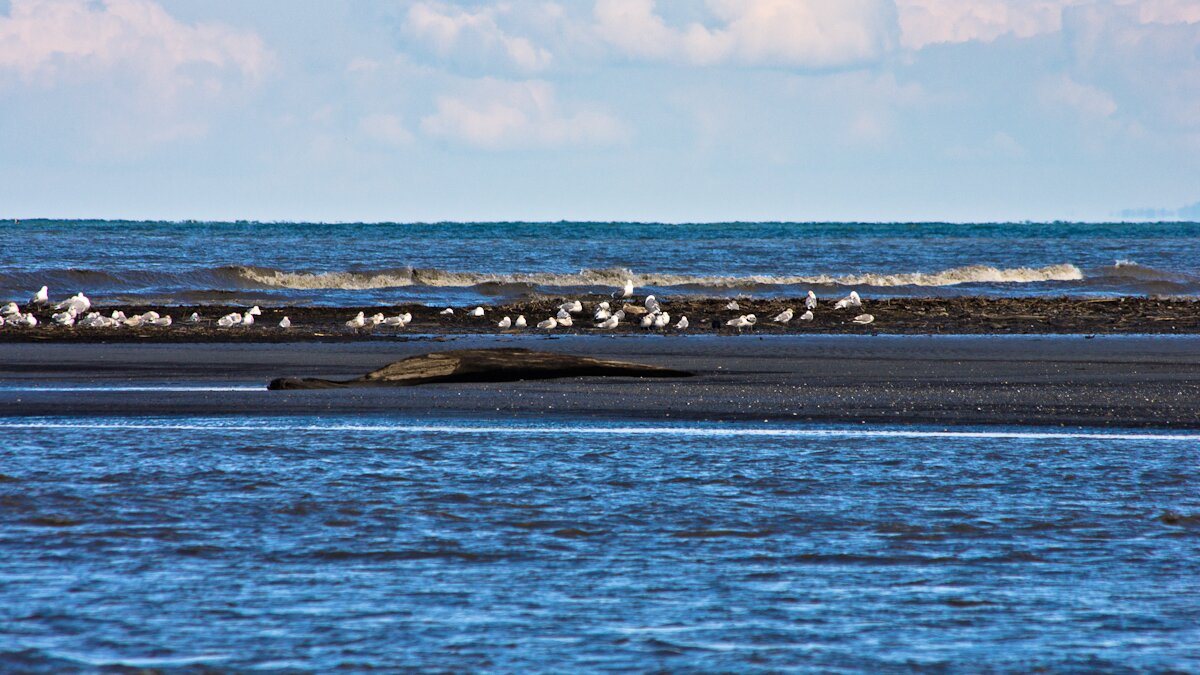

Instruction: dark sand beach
[3,296,1200,342]
[4,334,1199,428]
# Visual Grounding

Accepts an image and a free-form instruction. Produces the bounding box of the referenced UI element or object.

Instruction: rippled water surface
[1,418,1197,671]
[3,220,1200,304]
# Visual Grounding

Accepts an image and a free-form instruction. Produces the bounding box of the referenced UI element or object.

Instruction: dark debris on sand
[2,296,1199,342]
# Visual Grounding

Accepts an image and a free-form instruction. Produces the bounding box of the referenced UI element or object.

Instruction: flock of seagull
[0,281,875,333]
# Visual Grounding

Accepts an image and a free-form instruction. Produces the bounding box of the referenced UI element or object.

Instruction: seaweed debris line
[267,348,694,390]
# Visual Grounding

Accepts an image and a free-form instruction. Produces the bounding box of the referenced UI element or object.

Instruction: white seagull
[653,312,671,329]
[497,316,512,329]
[598,301,610,311]
[725,300,740,311]
[640,314,654,329]
[279,316,291,329]
[345,311,366,329]
[151,315,173,327]
[560,300,583,314]
[806,291,817,310]
[557,315,574,327]
[247,306,262,316]
[772,308,794,324]
[189,312,201,323]
[557,308,572,320]
[613,279,634,299]
[514,315,527,329]
[537,317,557,330]
[241,312,255,326]
[469,306,485,317]
[594,308,612,321]
[217,313,242,328]
[800,310,814,321]
[853,313,875,325]
[55,292,90,314]
[440,307,454,315]
[596,316,619,329]
[833,291,862,310]
[1,302,18,316]
[644,295,661,313]
[674,316,689,330]
[31,286,49,305]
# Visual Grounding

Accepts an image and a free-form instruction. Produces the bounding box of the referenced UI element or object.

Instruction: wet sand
[3,335,1200,429]
[3,296,1200,341]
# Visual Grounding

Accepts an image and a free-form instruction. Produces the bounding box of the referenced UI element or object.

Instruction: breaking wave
[231,263,1085,291]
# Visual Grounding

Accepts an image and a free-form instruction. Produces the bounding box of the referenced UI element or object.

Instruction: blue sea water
[3,220,1200,305]
[0,418,1197,672]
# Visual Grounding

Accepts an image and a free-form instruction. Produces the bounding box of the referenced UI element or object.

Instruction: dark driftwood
[267,348,693,390]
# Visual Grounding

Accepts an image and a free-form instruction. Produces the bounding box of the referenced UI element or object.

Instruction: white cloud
[403,2,553,73]
[359,113,414,147]
[420,79,626,149]
[897,0,1200,50]
[1039,74,1117,119]
[593,0,898,69]
[0,0,271,96]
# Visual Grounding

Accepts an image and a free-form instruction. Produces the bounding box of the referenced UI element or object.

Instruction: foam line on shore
[2,420,1197,442]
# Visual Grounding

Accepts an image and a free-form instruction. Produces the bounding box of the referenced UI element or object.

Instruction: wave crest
[231,263,1084,291]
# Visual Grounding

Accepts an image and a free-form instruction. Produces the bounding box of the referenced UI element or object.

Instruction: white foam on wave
[235,263,1084,291]
[1,420,1195,442]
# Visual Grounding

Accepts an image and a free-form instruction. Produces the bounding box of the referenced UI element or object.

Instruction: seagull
[537,317,557,330]
[853,313,875,325]
[674,316,689,330]
[279,316,291,329]
[111,311,127,321]
[772,308,794,324]
[189,312,201,323]
[440,307,454,315]
[806,291,818,310]
[142,311,160,321]
[644,295,660,313]
[557,308,571,320]
[383,314,409,327]
[16,313,37,327]
[151,315,173,327]
[800,310,814,321]
[52,311,75,326]
[369,313,385,326]
[834,291,862,310]
[557,315,574,327]
[31,286,48,305]
[596,316,619,329]
[345,311,365,329]
[640,314,654,328]
[1,302,18,316]
[241,312,254,326]
[469,306,485,317]
[653,312,671,328]
[247,306,262,316]
[613,279,634,299]
[497,316,512,329]
[726,315,752,330]
[55,292,90,314]
[124,314,144,327]
[515,315,527,329]
[560,300,583,314]
[598,301,610,311]
[725,300,740,311]
[594,309,611,321]
[613,309,626,321]
[217,313,241,328]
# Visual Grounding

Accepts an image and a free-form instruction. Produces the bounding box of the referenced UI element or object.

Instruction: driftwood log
[267,348,693,390]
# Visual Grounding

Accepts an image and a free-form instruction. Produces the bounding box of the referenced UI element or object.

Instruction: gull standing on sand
[515,315,527,328]
[675,316,689,330]
[469,306,485,317]
[241,312,255,326]
[52,311,75,327]
[725,300,740,311]
[806,291,818,310]
[613,279,634,299]
[772,308,794,324]
[653,312,671,329]
[597,316,619,329]
[189,312,201,323]
[834,291,862,310]
[218,312,241,328]
[537,317,557,330]
[279,316,291,329]
[31,286,48,305]
[498,316,512,329]
[640,314,654,329]
[800,310,814,321]
[248,306,262,316]
[853,314,875,325]
[56,292,90,315]
[440,307,454,315]
[345,312,366,329]
[383,313,410,327]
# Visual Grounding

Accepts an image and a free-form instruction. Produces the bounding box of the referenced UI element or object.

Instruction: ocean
[3,220,1200,306]
[1,417,1197,671]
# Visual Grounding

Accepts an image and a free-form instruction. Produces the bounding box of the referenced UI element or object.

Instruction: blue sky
[1,0,1198,222]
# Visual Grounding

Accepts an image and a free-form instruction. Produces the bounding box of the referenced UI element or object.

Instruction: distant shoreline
[3,296,1200,342]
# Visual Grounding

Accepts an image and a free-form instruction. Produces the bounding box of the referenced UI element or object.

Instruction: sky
[1,0,1199,222]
